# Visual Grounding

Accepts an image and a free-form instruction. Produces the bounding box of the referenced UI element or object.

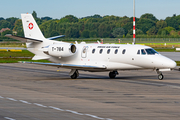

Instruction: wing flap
[5,34,43,43]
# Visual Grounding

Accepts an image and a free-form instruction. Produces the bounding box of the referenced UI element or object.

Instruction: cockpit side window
[141,49,146,55]
[137,50,140,54]
[145,48,159,55]
[107,49,110,54]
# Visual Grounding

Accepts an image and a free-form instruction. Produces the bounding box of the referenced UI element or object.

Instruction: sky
[1,0,180,20]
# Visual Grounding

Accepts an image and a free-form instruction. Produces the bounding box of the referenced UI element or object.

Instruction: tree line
[1,11,180,38]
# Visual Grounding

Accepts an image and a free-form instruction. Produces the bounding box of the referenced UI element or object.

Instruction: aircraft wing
[21,62,107,70]
[5,34,43,43]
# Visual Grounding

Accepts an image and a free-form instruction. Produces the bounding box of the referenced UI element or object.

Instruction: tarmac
[160,52,180,61]
[0,63,180,120]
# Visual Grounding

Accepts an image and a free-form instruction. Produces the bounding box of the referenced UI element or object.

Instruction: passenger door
[81,46,88,58]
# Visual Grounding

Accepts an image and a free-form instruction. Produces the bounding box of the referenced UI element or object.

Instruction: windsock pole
[133,0,136,44]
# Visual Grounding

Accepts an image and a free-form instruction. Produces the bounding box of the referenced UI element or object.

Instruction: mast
[133,0,136,44]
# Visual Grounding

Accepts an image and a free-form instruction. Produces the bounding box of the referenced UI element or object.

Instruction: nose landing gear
[156,69,164,80]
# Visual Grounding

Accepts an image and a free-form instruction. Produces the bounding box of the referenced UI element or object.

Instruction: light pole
[133,0,136,44]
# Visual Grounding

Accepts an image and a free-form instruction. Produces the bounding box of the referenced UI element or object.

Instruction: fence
[1,37,180,43]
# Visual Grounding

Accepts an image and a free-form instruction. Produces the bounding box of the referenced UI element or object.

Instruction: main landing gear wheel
[70,69,79,79]
[158,74,164,80]
[109,71,118,79]
[71,72,78,79]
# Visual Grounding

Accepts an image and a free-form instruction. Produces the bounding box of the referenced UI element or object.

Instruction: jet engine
[43,43,77,57]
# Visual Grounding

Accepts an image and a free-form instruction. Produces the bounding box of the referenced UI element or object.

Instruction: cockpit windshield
[145,48,159,55]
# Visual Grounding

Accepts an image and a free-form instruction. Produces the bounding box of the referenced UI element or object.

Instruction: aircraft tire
[109,72,116,79]
[71,73,78,79]
[158,74,164,80]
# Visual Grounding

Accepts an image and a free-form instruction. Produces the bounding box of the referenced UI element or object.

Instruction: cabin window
[137,50,140,54]
[99,49,103,54]
[115,49,118,54]
[92,49,95,54]
[107,49,110,54]
[141,49,146,55]
[122,49,126,54]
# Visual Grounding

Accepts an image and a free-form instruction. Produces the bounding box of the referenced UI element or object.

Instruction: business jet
[6,14,176,80]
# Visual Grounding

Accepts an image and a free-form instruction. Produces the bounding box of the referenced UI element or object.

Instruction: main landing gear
[69,69,79,79]
[156,69,164,80]
[109,71,119,79]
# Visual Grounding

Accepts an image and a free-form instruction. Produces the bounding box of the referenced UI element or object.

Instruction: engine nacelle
[43,43,77,57]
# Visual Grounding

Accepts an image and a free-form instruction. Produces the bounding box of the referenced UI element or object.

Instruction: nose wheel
[156,69,164,80]
[158,74,164,80]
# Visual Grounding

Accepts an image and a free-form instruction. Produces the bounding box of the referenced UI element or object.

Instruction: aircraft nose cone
[163,57,177,68]
[169,60,177,68]
[159,55,177,68]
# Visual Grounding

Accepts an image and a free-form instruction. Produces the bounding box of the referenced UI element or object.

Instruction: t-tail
[21,14,46,41]
[6,13,72,60]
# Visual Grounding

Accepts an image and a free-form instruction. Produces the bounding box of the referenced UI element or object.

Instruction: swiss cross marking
[28,23,34,30]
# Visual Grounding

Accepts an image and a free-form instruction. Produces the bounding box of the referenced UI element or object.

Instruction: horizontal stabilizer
[21,62,107,70]
[47,35,65,40]
[32,55,50,60]
[5,34,43,43]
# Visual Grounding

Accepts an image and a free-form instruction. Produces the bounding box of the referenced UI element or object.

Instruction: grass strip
[176,61,180,66]
[0,50,34,57]
[0,58,50,63]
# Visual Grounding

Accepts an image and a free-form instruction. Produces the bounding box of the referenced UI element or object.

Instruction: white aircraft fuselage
[6,14,176,80]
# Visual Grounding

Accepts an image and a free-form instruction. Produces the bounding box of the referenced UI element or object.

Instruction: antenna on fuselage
[132,0,136,45]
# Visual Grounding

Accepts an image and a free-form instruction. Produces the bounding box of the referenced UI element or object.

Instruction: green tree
[32,11,37,18]
[147,26,158,35]
[13,19,24,37]
[165,15,180,30]
[102,31,109,38]
[59,15,78,23]
[41,17,52,21]
[50,30,59,37]
[170,30,177,36]
[0,17,4,21]
[112,28,125,37]
[6,17,18,29]
[140,13,158,21]
[65,28,79,38]
[0,20,11,30]
[89,30,98,38]
[137,18,156,34]
[157,29,168,36]
[98,23,106,37]
[81,30,89,38]
[164,26,176,34]
[1,30,12,36]
[156,20,167,29]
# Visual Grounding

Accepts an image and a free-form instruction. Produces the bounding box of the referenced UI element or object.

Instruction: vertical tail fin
[21,14,45,40]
